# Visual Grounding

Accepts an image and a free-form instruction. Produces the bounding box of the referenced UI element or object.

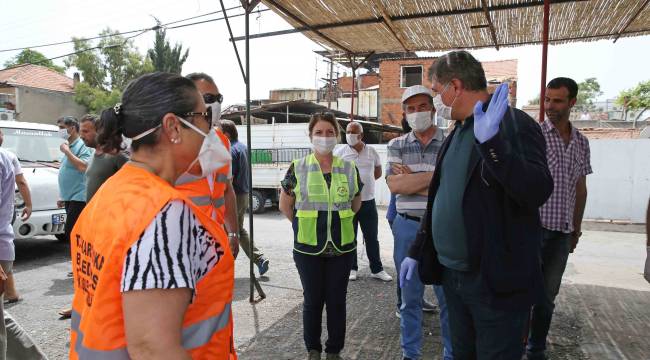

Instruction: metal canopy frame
[223,0,649,302]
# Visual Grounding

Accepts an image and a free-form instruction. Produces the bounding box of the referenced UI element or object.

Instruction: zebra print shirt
[121,200,225,293]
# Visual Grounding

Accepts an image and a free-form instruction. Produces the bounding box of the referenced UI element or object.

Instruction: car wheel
[251,190,266,214]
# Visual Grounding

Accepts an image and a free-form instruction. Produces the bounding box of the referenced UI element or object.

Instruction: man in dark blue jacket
[400,51,553,359]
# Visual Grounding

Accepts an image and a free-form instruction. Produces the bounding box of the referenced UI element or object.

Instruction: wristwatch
[227,232,239,238]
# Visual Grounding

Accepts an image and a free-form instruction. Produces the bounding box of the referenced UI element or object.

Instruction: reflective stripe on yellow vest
[293,154,358,255]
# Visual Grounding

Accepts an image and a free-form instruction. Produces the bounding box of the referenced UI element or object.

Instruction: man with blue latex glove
[404,50,553,360]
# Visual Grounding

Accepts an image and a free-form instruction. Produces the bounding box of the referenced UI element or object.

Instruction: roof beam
[613,0,649,43]
[369,0,410,51]
[237,0,586,42]
[480,0,500,50]
[263,0,353,52]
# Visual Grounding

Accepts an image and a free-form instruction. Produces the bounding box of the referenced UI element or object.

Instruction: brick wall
[338,73,380,93]
[378,58,518,125]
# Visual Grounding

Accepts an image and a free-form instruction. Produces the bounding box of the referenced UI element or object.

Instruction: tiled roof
[0,64,74,93]
[482,60,518,82]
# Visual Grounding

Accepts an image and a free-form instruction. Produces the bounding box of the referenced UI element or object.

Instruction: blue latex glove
[473,83,510,143]
[399,257,418,288]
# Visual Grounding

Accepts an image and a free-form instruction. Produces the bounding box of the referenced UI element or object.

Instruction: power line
[0,5,249,54]
[0,6,269,72]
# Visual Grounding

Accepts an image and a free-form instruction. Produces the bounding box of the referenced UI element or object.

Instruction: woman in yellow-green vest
[279,112,362,360]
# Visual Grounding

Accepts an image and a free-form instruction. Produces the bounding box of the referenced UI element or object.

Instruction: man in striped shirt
[527,77,592,360]
[386,85,449,360]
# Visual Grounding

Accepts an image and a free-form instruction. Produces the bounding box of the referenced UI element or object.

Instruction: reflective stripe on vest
[176,172,229,186]
[294,155,356,211]
[71,303,232,359]
[189,195,226,209]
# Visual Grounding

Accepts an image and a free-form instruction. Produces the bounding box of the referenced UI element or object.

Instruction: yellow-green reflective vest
[292,154,358,255]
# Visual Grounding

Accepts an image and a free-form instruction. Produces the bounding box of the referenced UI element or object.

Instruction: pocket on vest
[296,210,318,246]
[338,209,355,246]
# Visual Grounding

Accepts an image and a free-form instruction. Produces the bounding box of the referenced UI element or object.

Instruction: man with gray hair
[401,50,553,359]
[334,122,391,282]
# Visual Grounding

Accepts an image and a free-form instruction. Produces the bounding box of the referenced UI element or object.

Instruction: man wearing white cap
[386,85,451,360]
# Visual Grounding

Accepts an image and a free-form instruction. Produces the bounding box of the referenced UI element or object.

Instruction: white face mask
[346,133,360,146]
[406,111,433,132]
[58,128,70,140]
[207,101,222,127]
[433,83,457,120]
[177,117,232,178]
[311,136,338,154]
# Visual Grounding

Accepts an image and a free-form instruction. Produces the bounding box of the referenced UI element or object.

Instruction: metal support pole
[539,0,550,123]
[350,67,356,120]
[327,58,334,110]
[244,1,265,303]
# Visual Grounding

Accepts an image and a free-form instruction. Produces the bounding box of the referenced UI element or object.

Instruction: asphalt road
[5,209,650,359]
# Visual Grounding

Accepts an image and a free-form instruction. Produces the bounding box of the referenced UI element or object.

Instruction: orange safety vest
[176,129,231,224]
[69,164,236,360]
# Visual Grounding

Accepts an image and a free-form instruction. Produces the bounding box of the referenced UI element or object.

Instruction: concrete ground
[5,208,650,359]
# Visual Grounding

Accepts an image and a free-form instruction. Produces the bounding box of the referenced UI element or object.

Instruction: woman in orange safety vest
[69,72,235,359]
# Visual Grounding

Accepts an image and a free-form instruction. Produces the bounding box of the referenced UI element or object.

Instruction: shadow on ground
[238,277,442,360]
[236,281,650,360]
[13,236,70,271]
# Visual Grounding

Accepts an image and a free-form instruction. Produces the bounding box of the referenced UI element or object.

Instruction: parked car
[0,120,67,240]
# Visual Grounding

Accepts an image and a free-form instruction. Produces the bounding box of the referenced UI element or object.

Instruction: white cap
[401,85,433,104]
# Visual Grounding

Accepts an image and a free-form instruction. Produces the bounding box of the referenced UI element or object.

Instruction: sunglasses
[203,93,223,104]
[181,107,212,125]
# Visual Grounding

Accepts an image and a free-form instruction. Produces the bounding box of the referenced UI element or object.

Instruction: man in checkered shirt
[527,77,593,360]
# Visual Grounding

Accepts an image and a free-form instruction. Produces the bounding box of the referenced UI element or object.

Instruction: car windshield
[1,127,63,162]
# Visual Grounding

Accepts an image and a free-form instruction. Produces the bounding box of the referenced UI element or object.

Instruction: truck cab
[0,120,67,240]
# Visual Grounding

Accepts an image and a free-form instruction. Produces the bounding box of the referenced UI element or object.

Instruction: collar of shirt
[542,120,578,142]
[406,127,444,144]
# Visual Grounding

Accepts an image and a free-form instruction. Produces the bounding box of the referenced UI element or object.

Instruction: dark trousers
[293,251,353,354]
[64,201,86,243]
[352,199,383,273]
[442,268,528,360]
[527,229,571,356]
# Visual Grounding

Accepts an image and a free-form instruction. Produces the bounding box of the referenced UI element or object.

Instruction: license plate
[52,213,66,225]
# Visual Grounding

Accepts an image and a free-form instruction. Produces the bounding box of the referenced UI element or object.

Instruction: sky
[2,0,650,109]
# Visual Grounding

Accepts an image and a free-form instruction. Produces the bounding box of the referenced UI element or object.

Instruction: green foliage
[147,26,189,74]
[3,49,65,73]
[575,78,603,112]
[527,95,540,105]
[65,28,153,91]
[64,28,153,112]
[616,80,650,110]
[72,82,122,114]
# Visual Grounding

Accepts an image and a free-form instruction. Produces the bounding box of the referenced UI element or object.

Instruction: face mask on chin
[405,111,433,132]
[312,136,338,154]
[176,117,232,179]
[207,101,222,128]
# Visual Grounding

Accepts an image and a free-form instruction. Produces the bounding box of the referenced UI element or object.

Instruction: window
[401,65,423,88]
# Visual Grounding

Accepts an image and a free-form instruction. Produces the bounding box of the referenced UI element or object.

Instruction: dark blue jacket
[408,105,553,311]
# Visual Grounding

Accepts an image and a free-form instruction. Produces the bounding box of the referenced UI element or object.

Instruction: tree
[528,95,540,106]
[617,80,650,123]
[575,77,603,112]
[147,22,190,74]
[3,49,65,73]
[64,28,153,112]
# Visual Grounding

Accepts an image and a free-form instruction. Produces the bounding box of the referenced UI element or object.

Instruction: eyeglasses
[182,107,212,125]
[203,93,223,105]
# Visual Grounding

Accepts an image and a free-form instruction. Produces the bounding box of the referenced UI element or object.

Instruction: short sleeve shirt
[0,149,16,261]
[58,138,94,202]
[334,144,381,201]
[385,129,445,218]
[539,121,592,233]
[121,200,226,295]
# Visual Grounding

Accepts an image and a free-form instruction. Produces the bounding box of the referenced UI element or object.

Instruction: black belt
[398,213,422,223]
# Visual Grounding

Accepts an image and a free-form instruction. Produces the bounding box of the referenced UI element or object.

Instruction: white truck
[0,121,67,240]
[236,123,312,213]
